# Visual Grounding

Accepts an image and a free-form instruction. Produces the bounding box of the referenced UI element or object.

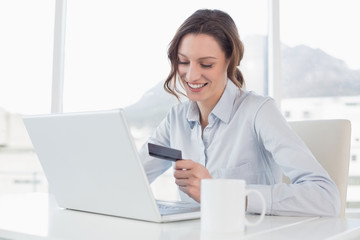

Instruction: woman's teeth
[188,83,207,89]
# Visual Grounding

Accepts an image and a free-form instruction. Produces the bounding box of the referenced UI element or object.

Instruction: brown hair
[164,9,245,100]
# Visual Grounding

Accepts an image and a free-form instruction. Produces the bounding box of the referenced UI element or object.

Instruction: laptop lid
[23,109,199,222]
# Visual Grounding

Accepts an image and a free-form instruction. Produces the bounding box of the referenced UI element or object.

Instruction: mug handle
[244,189,266,227]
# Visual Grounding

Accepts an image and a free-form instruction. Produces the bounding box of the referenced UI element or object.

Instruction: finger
[175,176,200,188]
[179,186,187,194]
[175,178,188,187]
[178,184,201,203]
[175,159,194,170]
[174,169,190,179]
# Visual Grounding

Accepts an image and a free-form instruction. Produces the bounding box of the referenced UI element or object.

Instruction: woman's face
[177,34,229,108]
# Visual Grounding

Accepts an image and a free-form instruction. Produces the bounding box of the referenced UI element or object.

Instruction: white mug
[201,179,266,233]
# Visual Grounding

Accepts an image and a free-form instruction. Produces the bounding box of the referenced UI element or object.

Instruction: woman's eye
[201,64,213,68]
[178,61,189,65]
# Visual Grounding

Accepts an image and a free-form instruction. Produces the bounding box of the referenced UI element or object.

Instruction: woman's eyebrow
[178,52,217,60]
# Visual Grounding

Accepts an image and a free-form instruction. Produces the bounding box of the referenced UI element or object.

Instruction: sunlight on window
[280,0,360,208]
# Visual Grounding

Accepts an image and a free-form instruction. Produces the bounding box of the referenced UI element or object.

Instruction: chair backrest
[288,119,351,217]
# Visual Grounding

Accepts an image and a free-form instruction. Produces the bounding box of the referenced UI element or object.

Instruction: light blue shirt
[139,80,340,217]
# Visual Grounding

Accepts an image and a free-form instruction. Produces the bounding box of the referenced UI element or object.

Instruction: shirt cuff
[246,184,272,215]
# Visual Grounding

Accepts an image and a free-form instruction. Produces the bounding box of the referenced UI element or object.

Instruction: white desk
[0,193,360,240]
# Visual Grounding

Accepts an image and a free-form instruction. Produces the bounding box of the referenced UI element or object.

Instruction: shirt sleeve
[246,99,340,217]
[138,112,173,183]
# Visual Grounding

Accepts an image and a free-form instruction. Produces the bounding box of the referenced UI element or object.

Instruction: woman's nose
[186,64,201,82]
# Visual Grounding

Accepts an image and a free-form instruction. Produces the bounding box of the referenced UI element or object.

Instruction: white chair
[288,119,351,217]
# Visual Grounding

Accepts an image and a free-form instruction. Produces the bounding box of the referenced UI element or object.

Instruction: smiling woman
[177,34,229,113]
[139,9,341,217]
[164,9,246,129]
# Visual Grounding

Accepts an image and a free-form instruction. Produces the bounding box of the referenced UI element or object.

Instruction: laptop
[23,108,200,223]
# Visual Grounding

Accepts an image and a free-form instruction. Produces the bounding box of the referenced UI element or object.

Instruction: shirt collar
[186,80,239,128]
[212,80,238,124]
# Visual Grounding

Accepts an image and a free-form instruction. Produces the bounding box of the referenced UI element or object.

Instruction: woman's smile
[186,82,208,91]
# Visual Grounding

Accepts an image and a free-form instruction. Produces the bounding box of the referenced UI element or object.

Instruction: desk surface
[0,193,360,240]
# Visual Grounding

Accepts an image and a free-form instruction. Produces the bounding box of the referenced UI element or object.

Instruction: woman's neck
[196,84,227,130]
[198,103,213,131]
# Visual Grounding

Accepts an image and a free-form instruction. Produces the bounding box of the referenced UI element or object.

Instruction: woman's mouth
[187,82,208,90]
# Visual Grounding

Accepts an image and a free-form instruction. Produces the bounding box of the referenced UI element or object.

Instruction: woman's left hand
[174,159,211,202]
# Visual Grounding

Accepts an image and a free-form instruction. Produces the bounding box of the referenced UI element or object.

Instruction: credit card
[148,143,182,161]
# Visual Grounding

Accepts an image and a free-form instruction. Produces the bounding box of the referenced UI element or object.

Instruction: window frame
[51,0,281,111]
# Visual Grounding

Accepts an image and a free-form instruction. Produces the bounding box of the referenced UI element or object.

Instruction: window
[63,1,268,145]
[0,0,55,194]
[280,0,360,208]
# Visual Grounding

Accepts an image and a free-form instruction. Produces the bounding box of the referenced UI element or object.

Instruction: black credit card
[148,143,182,161]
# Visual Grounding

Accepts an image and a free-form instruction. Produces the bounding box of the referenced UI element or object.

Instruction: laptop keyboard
[156,200,200,215]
